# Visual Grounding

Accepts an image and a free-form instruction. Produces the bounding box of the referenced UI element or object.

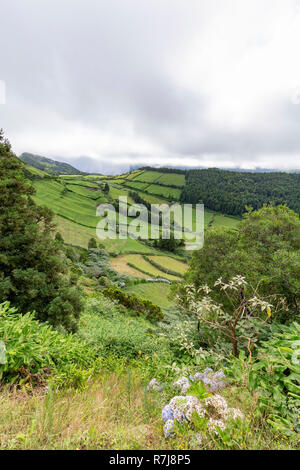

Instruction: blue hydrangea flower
[162,404,174,422]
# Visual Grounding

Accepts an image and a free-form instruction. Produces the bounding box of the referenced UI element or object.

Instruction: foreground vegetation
[0,296,299,450]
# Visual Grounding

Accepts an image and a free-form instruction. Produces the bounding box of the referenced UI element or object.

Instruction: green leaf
[0,341,6,364]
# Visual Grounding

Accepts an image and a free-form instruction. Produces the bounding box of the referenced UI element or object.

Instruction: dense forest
[180,169,300,216]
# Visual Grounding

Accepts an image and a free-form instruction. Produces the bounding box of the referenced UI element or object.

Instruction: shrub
[55,232,64,243]
[88,238,97,250]
[79,296,169,360]
[248,322,300,435]
[177,275,276,357]
[102,287,163,322]
[78,248,128,284]
[0,302,98,387]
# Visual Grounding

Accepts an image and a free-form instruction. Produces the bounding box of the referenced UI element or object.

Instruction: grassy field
[212,212,240,229]
[132,170,163,183]
[130,170,185,187]
[123,169,144,180]
[133,191,170,206]
[157,173,185,187]
[110,255,149,278]
[0,372,167,450]
[145,184,181,200]
[111,254,181,281]
[123,181,149,191]
[54,216,155,254]
[33,179,102,228]
[125,282,173,309]
[23,162,49,177]
[65,184,104,199]
[148,256,188,275]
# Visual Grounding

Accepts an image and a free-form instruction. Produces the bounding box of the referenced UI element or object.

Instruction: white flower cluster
[146,378,164,392]
[173,368,227,394]
[173,377,191,394]
[162,392,244,439]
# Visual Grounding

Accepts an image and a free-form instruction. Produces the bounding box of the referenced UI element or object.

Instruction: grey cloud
[1,0,300,171]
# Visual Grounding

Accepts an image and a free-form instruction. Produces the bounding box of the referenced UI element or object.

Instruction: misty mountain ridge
[20,152,300,176]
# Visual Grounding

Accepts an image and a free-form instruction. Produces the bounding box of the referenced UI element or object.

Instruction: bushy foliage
[78,248,128,284]
[88,237,97,249]
[178,276,279,357]
[186,205,300,321]
[0,131,83,332]
[0,302,98,388]
[55,232,64,243]
[248,322,300,435]
[79,295,169,360]
[102,287,163,322]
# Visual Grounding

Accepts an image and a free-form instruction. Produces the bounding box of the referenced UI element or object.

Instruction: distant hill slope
[21,161,50,178]
[20,152,84,176]
[128,166,300,216]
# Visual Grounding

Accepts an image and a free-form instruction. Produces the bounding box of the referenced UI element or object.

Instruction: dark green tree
[157,232,176,252]
[55,232,64,244]
[88,237,97,250]
[0,131,82,332]
[103,183,109,194]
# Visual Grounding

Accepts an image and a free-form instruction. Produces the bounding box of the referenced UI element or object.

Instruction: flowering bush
[177,276,279,357]
[162,388,244,441]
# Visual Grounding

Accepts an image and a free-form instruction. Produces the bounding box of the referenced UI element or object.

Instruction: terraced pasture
[33,179,101,228]
[124,283,174,309]
[107,185,138,205]
[145,184,181,200]
[157,173,185,187]
[23,163,49,177]
[123,170,144,180]
[65,184,105,200]
[134,191,169,205]
[148,256,188,275]
[132,170,163,183]
[60,177,102,188]
[123,181,149,191]
[53,216,155,254]
[111,254,181,281]
[110,255,149,279]
[34,169,240,256]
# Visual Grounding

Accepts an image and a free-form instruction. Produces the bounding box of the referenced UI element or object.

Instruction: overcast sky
[1,0,300,173]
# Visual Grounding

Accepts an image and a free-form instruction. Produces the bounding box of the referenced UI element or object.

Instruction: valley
[27,166,241,306]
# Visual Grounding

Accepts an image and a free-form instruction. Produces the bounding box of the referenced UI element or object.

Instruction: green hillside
[22,161,50,178]
[20,152,84,176]
[30,170,239,280]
